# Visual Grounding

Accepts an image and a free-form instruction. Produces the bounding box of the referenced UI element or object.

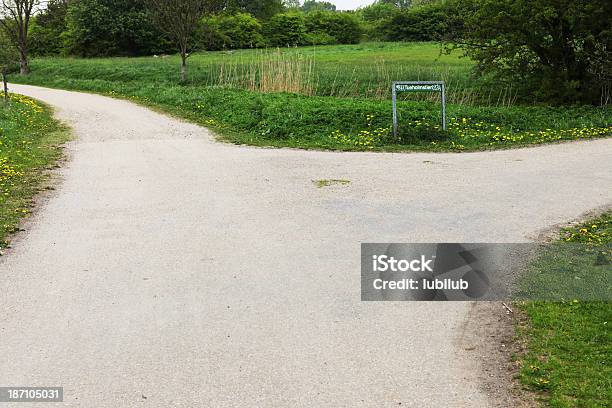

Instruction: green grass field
[10,42,612,152]
[0,94,69,250]
[517,213,611,407]
[27,43,474,100]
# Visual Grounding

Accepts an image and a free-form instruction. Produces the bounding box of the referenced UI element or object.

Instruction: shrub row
[28,2,363,57]
[360,0,474,42]
[28,0,471,57]
[201,11,362,50]
[13,70,612,151]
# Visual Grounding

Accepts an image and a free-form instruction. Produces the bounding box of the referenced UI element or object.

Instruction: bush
[226,0,284,21]
[358,1,398,23]
[303,32,336,46]
[356,1,399,41]
[304,11,362,45]
[63,0,173,57]
[378,0,472,42]
[200,12,265,51]
[264,12,307,47]
[458,0,611,105]
[29,0,69,57]
[0,31,19,73]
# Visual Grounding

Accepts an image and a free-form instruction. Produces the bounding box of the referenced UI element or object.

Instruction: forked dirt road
[2,84,611,407]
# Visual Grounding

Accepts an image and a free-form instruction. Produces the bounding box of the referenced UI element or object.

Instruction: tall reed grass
[212,49,316,95]
[199,48,517,106]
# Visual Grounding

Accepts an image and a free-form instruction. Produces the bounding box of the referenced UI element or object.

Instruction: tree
[359,1,397,22]
[264,11,306,47]
[64,0,173,57]
[379,0,471,42]
[202,12,264,50]
[456,0,612,104]
[29,0,69,56]
[283,0,300,9]
[227,0,284,20]
[378,0,412,8]
[147,0,211,82]
[301,1,335,12]
[0,0,42,75]
[305,11,361,44]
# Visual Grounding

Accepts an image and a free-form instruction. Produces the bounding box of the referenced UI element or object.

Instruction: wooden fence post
[1,68,7,104]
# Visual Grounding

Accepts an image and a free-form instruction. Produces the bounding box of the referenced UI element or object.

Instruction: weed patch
[313,179,351,188]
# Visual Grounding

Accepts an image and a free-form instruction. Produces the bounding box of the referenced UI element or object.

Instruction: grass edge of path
[513,211,611,407]
[8,75,611,154]
[0,94,71,252]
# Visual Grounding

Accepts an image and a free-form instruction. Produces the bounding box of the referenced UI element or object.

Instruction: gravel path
[2,84,611,407]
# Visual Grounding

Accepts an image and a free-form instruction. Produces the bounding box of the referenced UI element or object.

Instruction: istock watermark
[361,243,611,301]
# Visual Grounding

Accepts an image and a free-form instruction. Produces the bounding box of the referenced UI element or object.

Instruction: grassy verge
[516,213,611,407]
[16,43,475,101]
[9,42,612,152]
[11,75,611,153]
[0,94,70,250]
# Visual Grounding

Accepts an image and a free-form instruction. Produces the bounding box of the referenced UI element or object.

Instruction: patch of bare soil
[457,302,540,407]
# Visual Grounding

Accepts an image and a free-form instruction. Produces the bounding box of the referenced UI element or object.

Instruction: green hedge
[379,0,473,42]
[200,12,265,51]
[304,11,362,45]
[264,12,308,47]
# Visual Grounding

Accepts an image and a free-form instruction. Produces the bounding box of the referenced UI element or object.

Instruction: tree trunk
[19,49,30,75]
[180,52,187,83]
[2,69,8,104]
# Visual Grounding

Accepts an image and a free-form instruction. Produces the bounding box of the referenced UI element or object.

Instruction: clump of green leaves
[454,0,611,105]
[0,30,19,74]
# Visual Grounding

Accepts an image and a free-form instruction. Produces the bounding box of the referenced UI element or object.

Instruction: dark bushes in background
[456,0,611,105]
[202,10,362,49]
[378,0,472,42]
[29,0,446,55]
[200,12,265,51]
[304,11,362,45]
[0,30,20,73]
[357,1,400,41]
[264,12,307,47]
[29,0,69,56]
[22,0,609,105]
[62,0,174,57]
[225,0,285,21]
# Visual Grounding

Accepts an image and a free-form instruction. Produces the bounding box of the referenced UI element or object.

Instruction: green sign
[395,84,442,92]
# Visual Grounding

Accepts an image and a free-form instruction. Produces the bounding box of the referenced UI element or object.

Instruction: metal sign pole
[392,82,398,137]
[441,83,447,131]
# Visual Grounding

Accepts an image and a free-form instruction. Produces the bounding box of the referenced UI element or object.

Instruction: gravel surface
[1,84,611,407]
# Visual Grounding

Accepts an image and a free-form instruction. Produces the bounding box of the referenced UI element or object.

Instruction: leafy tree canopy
[0,30,19,72]
[301,0,336,12]
[456,0,611,104]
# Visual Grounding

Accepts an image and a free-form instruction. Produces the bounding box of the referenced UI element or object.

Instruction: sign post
[392,81,446,137]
